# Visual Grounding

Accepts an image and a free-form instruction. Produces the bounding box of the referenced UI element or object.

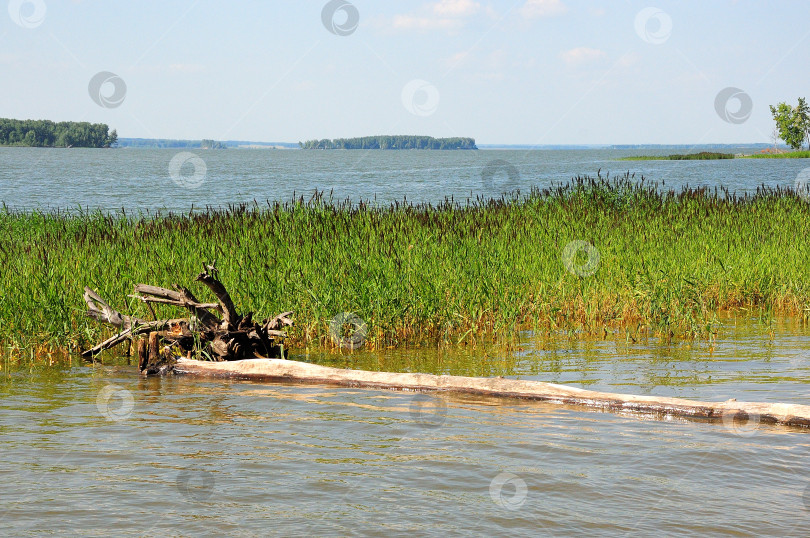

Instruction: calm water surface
[1,146,809,211]
[3,318,810,536]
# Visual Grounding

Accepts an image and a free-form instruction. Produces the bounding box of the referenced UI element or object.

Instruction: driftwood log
[174,357,810,429]
[82,263,292,374]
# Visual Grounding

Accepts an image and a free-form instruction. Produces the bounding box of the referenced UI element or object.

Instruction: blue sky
[1,0,808,144]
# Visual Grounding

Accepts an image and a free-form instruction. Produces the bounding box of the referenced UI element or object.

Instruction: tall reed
[2,173,810,356]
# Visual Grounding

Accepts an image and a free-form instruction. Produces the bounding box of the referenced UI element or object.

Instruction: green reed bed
[3,173,810,358]
[620,152,736,161]
[742,151,810,159]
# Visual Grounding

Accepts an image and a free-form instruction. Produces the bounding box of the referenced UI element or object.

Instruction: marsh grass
[3,172,810,358]
[620,152,736,161]
[743,151,810,159]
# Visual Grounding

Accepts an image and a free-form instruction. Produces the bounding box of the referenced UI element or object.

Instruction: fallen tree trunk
[173,357,810,429]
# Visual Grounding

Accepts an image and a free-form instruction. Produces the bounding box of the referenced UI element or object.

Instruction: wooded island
[299,135,477,150]
[0,118,117,148]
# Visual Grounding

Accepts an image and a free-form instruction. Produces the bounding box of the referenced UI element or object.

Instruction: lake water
[3,147,810,535]
[1,146,809,211]
[4,318,810,535]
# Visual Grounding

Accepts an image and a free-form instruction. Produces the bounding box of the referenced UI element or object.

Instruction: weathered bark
[82,318,178,357]
[264,311,294,332]
[82,264,292,373]
[137,338,148,371]
[139,331,177,375]
[195,262,238,329]
[173,358,810,429]
[148,332,160,364]
[83,287,144,329]
[131,283,220,330]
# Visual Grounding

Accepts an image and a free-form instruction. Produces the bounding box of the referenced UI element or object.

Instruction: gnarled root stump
[82,262,293,375]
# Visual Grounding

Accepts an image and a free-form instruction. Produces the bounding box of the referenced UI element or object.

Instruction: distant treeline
[201,139,227,149]
[299,135,477,150]
[0,118,117,148]
[117,138,225,149]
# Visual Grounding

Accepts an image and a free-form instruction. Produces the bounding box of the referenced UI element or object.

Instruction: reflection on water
[2,316,810,534]
[306,314,810,403]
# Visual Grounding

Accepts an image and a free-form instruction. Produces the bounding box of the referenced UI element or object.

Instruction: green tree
[770,99,810,150]
[797,97,810,149]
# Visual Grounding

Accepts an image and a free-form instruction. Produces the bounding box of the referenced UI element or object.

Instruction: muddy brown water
[3,317,810,536]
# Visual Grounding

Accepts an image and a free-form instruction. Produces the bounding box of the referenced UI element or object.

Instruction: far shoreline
[618,150,810,161]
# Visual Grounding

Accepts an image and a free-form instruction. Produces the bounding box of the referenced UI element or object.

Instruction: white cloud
[520,0,567,18]
[559,47,607,65]
[433,0,481,17]
[386,0,480,33]
[392,15,463,31]
[383,0,482,33]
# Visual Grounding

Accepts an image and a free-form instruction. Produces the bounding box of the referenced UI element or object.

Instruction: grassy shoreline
[3,173,810,359]
[741,151,810,159]
[621,151,810,161]
[619,152,735,161]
